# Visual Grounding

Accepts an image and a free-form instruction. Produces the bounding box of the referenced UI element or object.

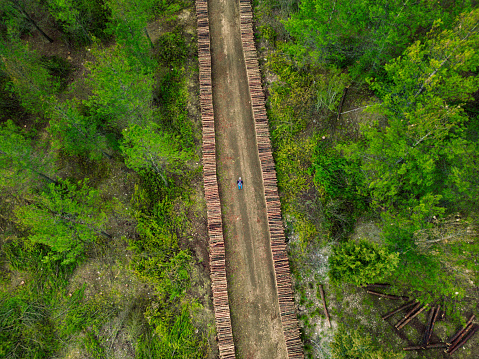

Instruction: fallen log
[318,284,331,328]
[382,301,416,320]
[447,325,479,355]
[448,322,474,350]
[366,290,409,300]
[422,306,440,346]
[395,302,422,329]
[403,343,447,351]
[446,314,476,345]
[427,305,440,345]
[397,304,428,330]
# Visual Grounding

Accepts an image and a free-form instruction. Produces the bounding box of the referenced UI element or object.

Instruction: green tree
[83,43,154,130]
[0,0,53,42]
[0,39,56,114]
[15,179,110,264]
[0,120,56,188]
[340,9,479,219]
[121,123,187,186]
[105,0,157,66]
[45,0,107,44]
[331,325,404,359]
[284,0,472,78]
[46,0,91,43]
[47,99,111,160]
[329,240,399,286]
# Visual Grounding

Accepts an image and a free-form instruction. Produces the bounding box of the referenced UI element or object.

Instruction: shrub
[329,239,399,286]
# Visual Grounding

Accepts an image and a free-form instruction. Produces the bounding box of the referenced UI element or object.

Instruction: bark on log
[395,303,421,329]
[382,301,416,320]
[397,304,428,330]
[318,284,331,328]
[403,343,447,351]
[447,325,479,355]
[366,290,409,300]
[422,306,439,346]
[447,314,476,345]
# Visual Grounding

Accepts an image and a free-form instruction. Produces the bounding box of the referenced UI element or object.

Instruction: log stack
[195,1,235,357]
[239,0,304,357]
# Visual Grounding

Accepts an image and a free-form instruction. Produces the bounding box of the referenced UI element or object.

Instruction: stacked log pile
[195,1,235,357]
[239,0,304,357]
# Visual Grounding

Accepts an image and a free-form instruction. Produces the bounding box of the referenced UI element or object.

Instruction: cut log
[427,305,440,345]
[448,322,474,349]
[403,343,447,351]
[447,325,479,355]
[397,304,428,330]
[318,284,331,328]
[366,290,409,300]
[395,302,422,329]
[446,314,476,345]
[382,301,416,320]
[422,306,439,346]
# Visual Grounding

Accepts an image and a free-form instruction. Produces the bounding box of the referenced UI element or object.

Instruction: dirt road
[208,0,289,358]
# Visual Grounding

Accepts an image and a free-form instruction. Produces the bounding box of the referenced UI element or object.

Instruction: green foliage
[155,67,195,148]
[142,302,206,359]
[0,0,53,41]
[0,294,58,359]
[313,141,365,205]
[39,55,73,91]
[329,240,399,286]
[0,120,55,188]
[285,0,473,79]
[0,39,57,114]
[105,0,157,69]
[15,179,110,265]
[129,172,191,299]
[156,30,189,65]
[84,43,154,129]
[312,140,368,238]
[47,100,110,160]
[266,53,314,143]
[331,324,404,359]
[274,137,314,206]
[121,123,188,186]
[314,67,349,113]
[340,9,479,219]
[381,213,478,308]
[46,0,108,44]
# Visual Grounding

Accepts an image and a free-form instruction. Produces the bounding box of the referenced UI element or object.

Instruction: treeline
[0,0,211,358]
[255,0,479,358]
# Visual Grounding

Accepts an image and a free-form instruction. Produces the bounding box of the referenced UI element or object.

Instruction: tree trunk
[13,2,54,43]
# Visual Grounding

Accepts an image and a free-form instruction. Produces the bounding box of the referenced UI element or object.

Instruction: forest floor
[208,0,288,358]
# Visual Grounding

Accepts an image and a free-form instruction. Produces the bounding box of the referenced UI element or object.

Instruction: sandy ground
[208,0,289,358]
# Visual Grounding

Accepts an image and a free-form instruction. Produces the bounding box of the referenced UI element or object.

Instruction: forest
[0,0,478,358]
[0,0,215,358]
[254,0,479,358]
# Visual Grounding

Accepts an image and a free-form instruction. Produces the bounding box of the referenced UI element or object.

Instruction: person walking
[237,177,243,190]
